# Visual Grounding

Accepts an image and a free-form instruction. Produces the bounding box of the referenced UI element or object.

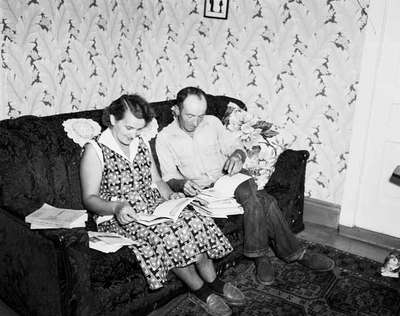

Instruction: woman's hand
[169,192,186,200]
[114,202,137,225]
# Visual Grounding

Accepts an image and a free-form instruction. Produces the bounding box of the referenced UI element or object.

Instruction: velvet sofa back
[0,95,245,219]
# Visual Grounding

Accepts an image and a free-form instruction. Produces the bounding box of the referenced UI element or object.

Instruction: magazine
[25,203,88,229]
[88,231,138,253]
[134,197,194,226]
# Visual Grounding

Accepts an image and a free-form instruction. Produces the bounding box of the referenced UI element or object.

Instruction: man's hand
[114,202,137,225]
[183,180,202,197]
[223,153,243,175]
[169,192,186,200]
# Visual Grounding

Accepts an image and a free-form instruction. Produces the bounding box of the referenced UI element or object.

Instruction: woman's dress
[93,130,233,290]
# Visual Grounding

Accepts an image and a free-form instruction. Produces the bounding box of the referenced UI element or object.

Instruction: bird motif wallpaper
[0,0,369,204]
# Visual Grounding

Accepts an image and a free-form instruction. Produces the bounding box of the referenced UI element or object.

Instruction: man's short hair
[176,87,207,110]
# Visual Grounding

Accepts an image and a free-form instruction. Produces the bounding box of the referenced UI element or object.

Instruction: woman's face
[110,110,146,147]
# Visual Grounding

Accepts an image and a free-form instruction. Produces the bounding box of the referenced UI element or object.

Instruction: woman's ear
[171,105,179,118]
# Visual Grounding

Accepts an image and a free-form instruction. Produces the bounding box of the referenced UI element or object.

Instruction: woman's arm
[80,143,137,224]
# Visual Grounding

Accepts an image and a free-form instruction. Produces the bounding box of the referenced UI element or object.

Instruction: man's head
[175,87,207,134]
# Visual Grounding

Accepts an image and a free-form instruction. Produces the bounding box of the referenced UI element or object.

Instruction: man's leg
[234,179,290,285]
[234,179,334,285]
[257,189,335,271]
[256,190,304,261]
[234,179,271,258]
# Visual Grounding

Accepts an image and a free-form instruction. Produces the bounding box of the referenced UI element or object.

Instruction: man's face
[178,94,207,133]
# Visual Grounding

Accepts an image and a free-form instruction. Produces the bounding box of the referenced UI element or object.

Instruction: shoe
[196,293,232,316]
[297,251,335,272]
[220,282,246,306]
[255,256,275,285]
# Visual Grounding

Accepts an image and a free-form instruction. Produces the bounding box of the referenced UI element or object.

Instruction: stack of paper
[88,231,138,253]
[25,203,88,229]
[192,189,244,218]
[191,173,250,218]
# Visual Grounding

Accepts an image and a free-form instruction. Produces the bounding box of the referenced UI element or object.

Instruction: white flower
[63,118,102,147]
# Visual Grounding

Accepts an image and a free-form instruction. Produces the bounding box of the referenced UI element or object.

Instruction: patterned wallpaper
[0,0,368,204]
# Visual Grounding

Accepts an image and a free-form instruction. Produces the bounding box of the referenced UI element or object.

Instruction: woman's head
[103,94,154,146]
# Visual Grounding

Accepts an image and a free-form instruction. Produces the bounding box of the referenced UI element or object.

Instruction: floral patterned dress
[95,133,233,290]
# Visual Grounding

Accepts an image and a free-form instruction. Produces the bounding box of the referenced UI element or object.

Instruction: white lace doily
[63,118,102,147]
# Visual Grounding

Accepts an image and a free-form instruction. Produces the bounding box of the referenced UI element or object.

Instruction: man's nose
[193,117,201,127]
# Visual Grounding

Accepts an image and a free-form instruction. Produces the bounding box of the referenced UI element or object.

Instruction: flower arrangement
[223,104,281,189]
[223,105,279,156]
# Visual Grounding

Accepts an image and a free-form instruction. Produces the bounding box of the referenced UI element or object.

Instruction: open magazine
[135,197,194,226]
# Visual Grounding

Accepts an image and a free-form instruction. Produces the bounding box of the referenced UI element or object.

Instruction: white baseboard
[303,197,400,250]
[339,225,400,250]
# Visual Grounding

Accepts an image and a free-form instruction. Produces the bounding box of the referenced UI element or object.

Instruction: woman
[80,94,245,316]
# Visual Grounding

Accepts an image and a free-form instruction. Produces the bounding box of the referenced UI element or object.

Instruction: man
[156,86,335,286]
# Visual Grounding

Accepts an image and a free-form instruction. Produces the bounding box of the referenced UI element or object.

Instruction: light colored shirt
[156,115,242,188]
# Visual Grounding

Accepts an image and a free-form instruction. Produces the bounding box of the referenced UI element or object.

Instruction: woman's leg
[195,253,246,306]
[195,253,217,282]
[172,264,204,290]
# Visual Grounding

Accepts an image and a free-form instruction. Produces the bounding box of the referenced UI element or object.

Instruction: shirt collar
[98,128,139,161]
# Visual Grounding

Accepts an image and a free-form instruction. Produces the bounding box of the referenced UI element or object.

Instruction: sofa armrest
[0,208,65,316]
[0,208,92,316]
[264,149,309,233]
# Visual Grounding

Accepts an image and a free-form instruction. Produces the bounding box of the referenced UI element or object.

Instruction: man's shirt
[156,115,242,188]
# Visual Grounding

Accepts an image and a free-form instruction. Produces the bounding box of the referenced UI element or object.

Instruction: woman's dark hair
[102,94,154,127]
[176,86,207,110]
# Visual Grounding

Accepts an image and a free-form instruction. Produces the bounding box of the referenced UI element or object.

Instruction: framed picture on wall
[204,0,229,20]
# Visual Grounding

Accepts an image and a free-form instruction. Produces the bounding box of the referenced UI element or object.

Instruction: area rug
[156,242,400,316]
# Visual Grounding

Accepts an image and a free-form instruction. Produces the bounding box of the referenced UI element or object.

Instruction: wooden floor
[0,222,392,316]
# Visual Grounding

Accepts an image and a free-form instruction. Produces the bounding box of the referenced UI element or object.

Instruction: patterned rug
[156,242,400,316]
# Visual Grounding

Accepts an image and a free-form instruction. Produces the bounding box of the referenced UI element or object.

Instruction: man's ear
[110,114,116,126]
[171,105,180,118]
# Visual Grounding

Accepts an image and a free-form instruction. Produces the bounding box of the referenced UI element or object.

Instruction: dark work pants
[234,179,304,262]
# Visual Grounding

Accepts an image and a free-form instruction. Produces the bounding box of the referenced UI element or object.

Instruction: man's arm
[155,133,202,196]
[213,116,246,174]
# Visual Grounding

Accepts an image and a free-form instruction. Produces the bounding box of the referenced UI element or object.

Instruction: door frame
[340,0,388,227]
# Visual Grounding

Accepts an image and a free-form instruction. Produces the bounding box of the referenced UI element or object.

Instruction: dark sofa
[0,94,309,316]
